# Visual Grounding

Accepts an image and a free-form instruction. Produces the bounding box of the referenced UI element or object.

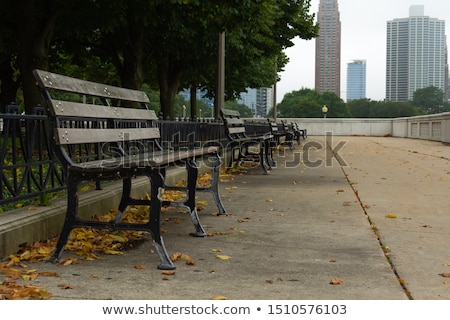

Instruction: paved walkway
[2,136,450,300]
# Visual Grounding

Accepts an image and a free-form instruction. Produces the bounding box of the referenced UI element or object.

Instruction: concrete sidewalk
[2,136,450,300]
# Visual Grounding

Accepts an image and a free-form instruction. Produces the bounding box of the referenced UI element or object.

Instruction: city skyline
[277,0,450,103]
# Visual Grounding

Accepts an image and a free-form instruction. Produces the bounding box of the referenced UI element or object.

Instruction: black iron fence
[0,107,230,209]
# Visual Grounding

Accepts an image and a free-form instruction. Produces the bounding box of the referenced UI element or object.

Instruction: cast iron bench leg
[196,153,227,215]
[149,170,176,270]
[48,175,80,263]
[185,158,208,237]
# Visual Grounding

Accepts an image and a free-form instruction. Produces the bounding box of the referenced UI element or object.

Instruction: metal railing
[0,108,229,209]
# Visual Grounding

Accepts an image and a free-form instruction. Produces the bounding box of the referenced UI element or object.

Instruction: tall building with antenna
[315,0,341,97]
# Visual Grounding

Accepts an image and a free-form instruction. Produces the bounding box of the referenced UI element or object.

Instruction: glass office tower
[386,5,447,101]
[347,60,366,101]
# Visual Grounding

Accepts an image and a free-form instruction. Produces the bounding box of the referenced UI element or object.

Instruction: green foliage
[273,88,350,118]
[0,0,319,118]
[348,99,421,118]
[274,89,423,118]
[413,86,445,114]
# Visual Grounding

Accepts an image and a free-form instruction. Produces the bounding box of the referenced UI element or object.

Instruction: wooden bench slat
[34,69,150,103]
[70,146,220,171]
[54,127,161,145]
[49,100,157,119]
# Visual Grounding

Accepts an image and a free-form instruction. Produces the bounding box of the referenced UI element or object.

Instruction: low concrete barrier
[269,112,450,143]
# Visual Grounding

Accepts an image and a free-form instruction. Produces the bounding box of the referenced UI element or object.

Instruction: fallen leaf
[135,264,146,269]
[212,249,222,252]
[385,214,398,219]
[38,272,61,277]
[103,249,123,255]
[170,252,195,265]
[330,278,344,285]
[161,270,176,276]
[216,254,231,260]
[439,273,450,277]
[109,234,128,242]
[57,283,75,289]
[265,199,273,202]
[211,295,228,300]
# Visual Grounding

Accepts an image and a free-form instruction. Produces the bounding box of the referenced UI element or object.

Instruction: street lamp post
[322,105,328,119]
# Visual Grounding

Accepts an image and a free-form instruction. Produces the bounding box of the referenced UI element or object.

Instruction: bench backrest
[33,69,161,166]
[220,109,247,139]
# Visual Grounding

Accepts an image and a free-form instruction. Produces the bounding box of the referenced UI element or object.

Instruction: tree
[0,0,318,117]
[11,0,73,114]
[274,88,349,118]
[413,86,445,114]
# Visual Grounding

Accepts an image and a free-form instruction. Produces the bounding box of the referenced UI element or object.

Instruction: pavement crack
[339,165,414,300]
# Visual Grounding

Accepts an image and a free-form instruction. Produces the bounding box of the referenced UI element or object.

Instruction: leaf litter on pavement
[1,171,233,299]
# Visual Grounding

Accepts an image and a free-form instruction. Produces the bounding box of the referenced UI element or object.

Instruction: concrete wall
[262,112,450,143]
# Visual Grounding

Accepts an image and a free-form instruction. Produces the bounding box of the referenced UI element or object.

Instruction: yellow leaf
[20,250,31,260]
[81,241,93,248]
[197,200,208,205]
[109,234,128,242]
[385,214,398,219]
[104,249,123,255]
[265,199,273,202]
[211,295,228,300]
[216,254,231,260]
[212,249,222,252]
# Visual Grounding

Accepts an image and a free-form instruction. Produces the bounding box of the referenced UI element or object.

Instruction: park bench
[291,122,307,143]
[220,109,273,174]
[271,119,295,150]
[33,69,222,270]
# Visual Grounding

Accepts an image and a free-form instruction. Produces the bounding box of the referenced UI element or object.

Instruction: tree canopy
[0,0,319,116]
[412,86,447,114]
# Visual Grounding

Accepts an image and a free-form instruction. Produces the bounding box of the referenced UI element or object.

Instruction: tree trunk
[0,60,19,112]
[157,60,182,119]
[190,84,197,119]
[119,3,144,92]
[14,0,60,114]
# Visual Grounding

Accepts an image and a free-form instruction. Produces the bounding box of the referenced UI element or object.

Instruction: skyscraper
[386,5,448,101]
[315,0,341,97]
[347,60,366,101]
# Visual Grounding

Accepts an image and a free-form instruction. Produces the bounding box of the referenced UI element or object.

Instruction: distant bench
[33,69,223,270]
[220,109,274,174]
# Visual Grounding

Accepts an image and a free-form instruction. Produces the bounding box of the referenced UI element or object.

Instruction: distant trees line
[266,87,450,118]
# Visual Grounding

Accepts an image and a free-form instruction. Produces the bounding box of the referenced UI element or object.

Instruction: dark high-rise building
[315,0,341,97]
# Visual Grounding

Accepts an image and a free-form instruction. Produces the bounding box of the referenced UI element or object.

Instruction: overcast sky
[276,0,450,103]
